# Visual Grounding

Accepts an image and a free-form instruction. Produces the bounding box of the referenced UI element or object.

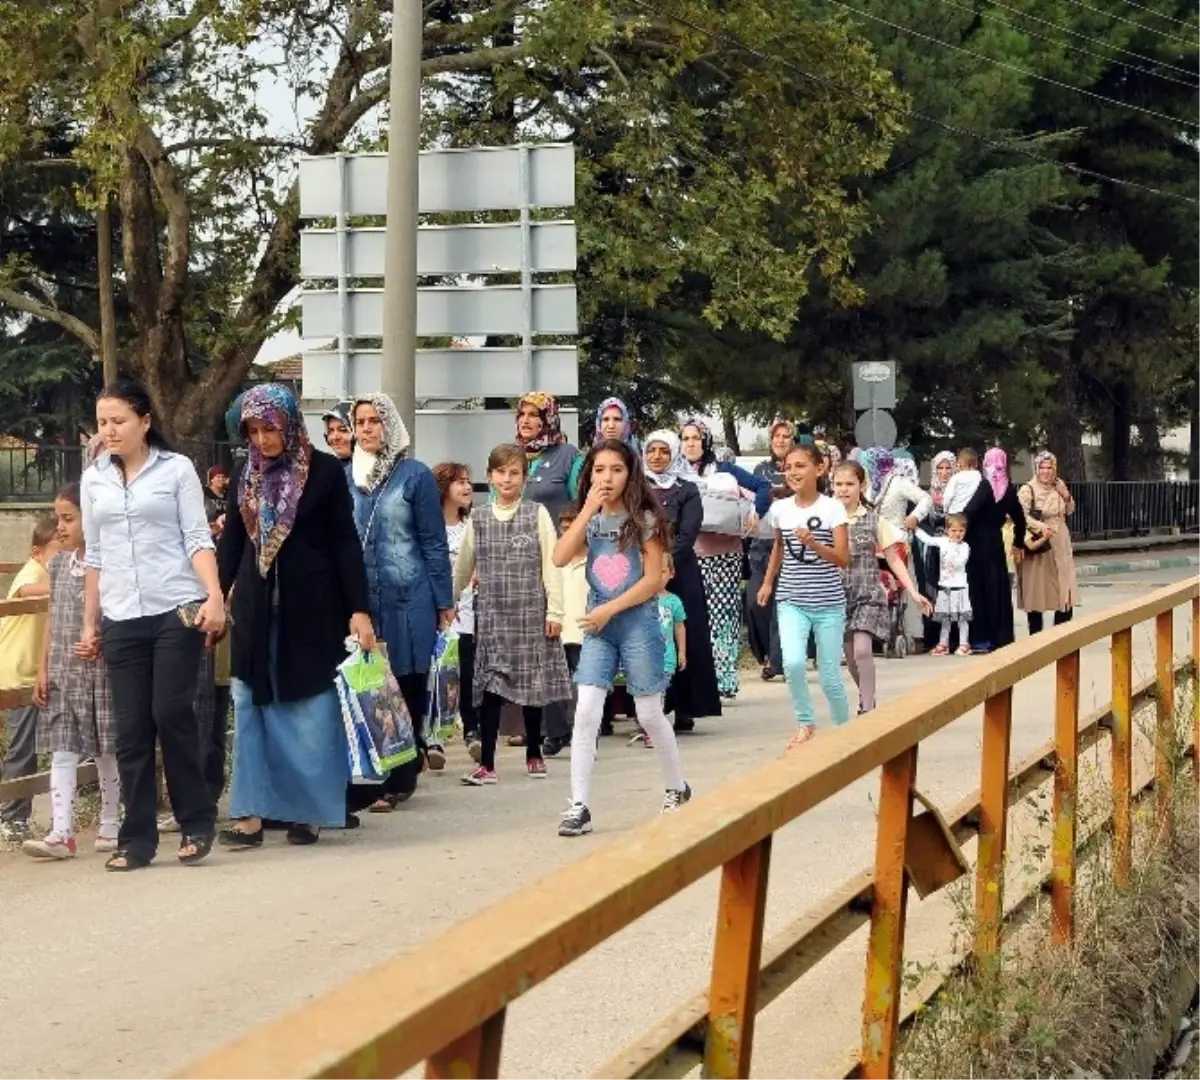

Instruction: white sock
[632,695,685,793]
[49,751,79,838]
[569,685,607,808]
[96,753,121,837]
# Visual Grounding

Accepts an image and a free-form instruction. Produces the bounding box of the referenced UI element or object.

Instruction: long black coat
[962,480,1027,651]
[656,480,722,720]
[218,451,370,706]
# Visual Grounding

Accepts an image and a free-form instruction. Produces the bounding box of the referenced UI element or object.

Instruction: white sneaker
[157,814,180,834]
[95,834,119,853]
[22,833,77,859]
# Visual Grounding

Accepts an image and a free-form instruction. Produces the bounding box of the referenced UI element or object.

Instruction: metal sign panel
[854,407,897,449]
[302,285,577,338]
[852,360,897,411]
[303,347,578,400]
[299,144,575,217]
[300,222,577,278]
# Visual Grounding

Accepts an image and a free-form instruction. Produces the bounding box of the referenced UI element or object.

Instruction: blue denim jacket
[351,458,452,676]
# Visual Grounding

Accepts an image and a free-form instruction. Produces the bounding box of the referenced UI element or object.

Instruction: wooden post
[861,746,917,1080]
[425,1009,506,1079]
[703,837,772,1079]
[1112,628,1133,886]
[1156,610,1174,837]
[974,689,1012,964]
[1051,652,1080,945]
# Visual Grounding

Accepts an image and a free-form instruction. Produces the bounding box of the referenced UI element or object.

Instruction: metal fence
[0,443,235,502]
[1070,481,1199,541]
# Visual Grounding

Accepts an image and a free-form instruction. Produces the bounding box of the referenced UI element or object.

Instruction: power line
[620,0,1200,204]
[823,0,1199,127]
[981,0,1197,81]
[1104,0,1195,29]
[936,0,1199,88]
[1056,0,1197,45]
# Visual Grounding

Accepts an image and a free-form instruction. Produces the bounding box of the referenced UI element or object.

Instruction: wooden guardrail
[175,581,1200,1077]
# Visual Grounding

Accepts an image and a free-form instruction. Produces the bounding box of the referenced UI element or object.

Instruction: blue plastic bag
[423,631,460,746]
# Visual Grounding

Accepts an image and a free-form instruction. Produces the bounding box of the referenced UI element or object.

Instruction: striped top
[767,493,848,608]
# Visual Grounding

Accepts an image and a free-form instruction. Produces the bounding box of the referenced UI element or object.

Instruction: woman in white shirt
[80,379,225,871]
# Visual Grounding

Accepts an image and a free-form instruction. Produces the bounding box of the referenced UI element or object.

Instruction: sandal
[218,826,263,850]
[286,824,320,846]
[956,645,972,656]
[931,644,950,656]
[368,798,393,814]
[178,834,214,865]
[105,849,152,872]
[787,726,817,752]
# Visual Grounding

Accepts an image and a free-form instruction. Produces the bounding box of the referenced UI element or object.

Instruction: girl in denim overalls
[552,439,691,837]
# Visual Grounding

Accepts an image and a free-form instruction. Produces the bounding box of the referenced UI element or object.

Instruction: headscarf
[678,416,715,477]
[1032,451,1058,490]
[715,445,736,465]
[848,446,862,464]
[516,391,563,457]
[225,392,247,446]
[237,384,312,577]
[642,430,683,490]
[826,444,843,471]
[930,450,957,507]
[322,401,353,442]
[594,396,636,449]
[860,446,895,500]
[892,450,919,484]
[351,393,411,493]
[84,433,106,468]
[983,447,1010,501]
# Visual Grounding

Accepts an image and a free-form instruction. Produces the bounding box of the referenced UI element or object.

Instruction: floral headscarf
[516,391,564,457]
[826,444,843,471]
[860,446,895,499]
[594,396,636,448]
[930,450,957,507]
[983,447,1010,501]
[238,384,312,577]
[642,430,684,490]
[321,401,353,445]
[351,393,411,494]
[892,449,919,484]
[1032,451,1059,489]
[678,416,715,477]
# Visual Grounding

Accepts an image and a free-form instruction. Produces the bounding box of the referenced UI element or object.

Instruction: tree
[0,0,904,443]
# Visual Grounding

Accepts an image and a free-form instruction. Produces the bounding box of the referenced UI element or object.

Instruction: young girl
[915,515,973,655]
[434,461,478,763]
[452,444,572,784]
[552,438,691,837]
[832,463,932,714]
[757,445,850,748]
[23,485,120,859]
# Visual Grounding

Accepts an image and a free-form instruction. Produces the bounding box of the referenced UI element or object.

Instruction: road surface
[0,567,1194,1079]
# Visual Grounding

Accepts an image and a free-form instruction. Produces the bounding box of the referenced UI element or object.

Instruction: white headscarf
[351,393,411,493]
[642,430,684,490]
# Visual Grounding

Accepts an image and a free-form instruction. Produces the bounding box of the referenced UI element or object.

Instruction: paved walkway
[0,569,1194,1079]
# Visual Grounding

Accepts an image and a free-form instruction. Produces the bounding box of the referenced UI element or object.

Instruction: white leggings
[570,685,685,808]
[50,751,120,839]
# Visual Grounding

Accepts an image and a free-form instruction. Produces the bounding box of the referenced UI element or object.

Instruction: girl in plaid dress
[832,463,931,716]
[22,484,120,860]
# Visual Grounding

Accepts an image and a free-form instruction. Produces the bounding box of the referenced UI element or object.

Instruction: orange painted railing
[167,578,1194,1078]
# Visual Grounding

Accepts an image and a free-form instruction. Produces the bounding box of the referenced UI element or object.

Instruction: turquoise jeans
[777,601,850,728]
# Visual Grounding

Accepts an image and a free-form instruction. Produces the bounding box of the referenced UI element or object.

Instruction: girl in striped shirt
[757,444,850,749]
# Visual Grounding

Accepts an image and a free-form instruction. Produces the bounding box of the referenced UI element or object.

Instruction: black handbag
[1022,486,1051,555]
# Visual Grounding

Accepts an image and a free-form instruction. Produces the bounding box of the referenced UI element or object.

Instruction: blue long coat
[351,458,453,677]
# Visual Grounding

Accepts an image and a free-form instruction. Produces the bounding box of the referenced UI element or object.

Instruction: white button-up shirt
[81,447,214,622]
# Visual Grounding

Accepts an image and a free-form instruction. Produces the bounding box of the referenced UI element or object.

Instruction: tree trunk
[97,195,119,386]
[1190,396,1198,481]
[1110,383,1132,481]
[721,403,741,456]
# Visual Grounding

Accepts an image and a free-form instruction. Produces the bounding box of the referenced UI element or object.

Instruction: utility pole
[381,0,422,441]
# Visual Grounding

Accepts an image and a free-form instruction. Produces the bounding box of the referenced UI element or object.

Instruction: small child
[553,438,691,837]
[23,484,121,859]
[632,554,688,750]
[915,514,972,656]
[0,515,58,843]
[434,461,476,765]
[943,448,983,514]
[452,444,572,784]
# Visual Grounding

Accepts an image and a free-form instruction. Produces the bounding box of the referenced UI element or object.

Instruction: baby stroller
[878,567,912,658]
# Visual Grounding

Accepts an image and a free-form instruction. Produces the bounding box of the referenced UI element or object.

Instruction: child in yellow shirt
[0,515,59,842]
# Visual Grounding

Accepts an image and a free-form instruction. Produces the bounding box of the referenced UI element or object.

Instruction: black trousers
[480,692,542,770]
[1027,608,1073,635]
[103,612,214,859]
[459,633,478,738]
[542,642,578,742]
[207,684,230,803]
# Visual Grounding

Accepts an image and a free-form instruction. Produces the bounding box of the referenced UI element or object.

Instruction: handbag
[423,631,461,746]
[1021,485,1051,555]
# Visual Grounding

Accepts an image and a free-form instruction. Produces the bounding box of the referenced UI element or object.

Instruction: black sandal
[105,849,152,872]
[178,834,214,865]
[218,826,263,850]
[286,824,320,846]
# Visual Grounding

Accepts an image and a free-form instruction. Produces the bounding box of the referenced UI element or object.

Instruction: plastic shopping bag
[336,667,384,785]
[337,643,419,776]
[423,631,460,746]
[698,474,756,536]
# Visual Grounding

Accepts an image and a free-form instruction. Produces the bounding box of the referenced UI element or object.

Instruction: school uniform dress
[844,507,892,644]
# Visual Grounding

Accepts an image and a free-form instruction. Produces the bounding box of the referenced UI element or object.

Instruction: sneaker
[467,735,482,763]
[558,802,592,836]
[541,736,566,757]
[0,820,31,845]
[461,766,497,786]
[22,833,77,859]
[628,731,646,747]
[157,814,181,834]
[661,783,692,814]
[94,834,119,853]
[426,745,447,771]
[526,758,548,779]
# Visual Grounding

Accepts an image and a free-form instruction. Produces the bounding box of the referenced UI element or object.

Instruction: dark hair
[559,506,578,528]
[833,461,874,508]
[432,461,472,520]
[487,443,526,474]
[576,438,669,552]
[31,514,58,549]
[958,448,979,469]
[97,378,172,474]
